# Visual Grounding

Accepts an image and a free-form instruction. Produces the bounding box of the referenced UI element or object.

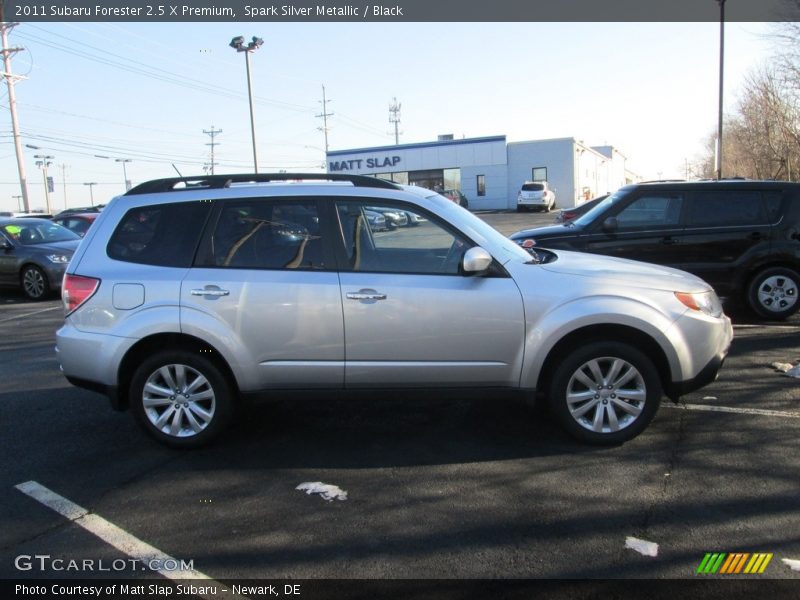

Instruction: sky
[0,19,781,213]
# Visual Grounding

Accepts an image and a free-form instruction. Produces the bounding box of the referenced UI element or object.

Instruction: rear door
[181,197,345,390]
[680,189,774,294]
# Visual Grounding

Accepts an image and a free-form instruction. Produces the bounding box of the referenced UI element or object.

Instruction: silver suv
[56,174,733,448]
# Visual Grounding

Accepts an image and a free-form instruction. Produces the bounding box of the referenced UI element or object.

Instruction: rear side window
[107,202,210,267]
[685,191,768,227]
[198,199,325,270]
[615,194,684,229]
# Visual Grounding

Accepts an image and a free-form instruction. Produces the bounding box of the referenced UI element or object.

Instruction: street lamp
[34,154,54,214]
[115,158,132,191]
[230,35,263,173]
[83,182,98,206]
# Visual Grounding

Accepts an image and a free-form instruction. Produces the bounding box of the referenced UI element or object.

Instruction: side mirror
[462,246,493,274]
[602,216,618,233]
[0,239,11,250]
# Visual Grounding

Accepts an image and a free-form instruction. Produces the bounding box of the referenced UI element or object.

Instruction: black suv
[510,180,800,320]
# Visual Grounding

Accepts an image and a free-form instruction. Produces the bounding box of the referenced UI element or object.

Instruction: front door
[333,200,526,388]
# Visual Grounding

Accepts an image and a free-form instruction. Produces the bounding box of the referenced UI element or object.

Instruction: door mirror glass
[462,246,493,274]
[602,217,618,233]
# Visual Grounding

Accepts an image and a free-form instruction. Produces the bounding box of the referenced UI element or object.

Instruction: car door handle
[346,290,387,301]
[661,236,679,245]
[191,288,230,297]
[749,232,762,241]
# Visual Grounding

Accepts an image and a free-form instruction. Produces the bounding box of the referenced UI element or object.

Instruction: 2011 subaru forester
[56,173,733,448]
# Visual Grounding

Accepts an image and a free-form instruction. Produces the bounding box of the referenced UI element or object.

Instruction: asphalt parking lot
[1,210,799,596]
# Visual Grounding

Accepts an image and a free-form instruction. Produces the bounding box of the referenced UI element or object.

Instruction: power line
[316,84,333,153]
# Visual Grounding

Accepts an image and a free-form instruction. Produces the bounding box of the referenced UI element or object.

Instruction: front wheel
[130,351,234,448]
[21,265,50,300]
[548,342,662,445]
[747,267,799,320]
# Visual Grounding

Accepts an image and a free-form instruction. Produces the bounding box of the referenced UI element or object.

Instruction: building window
[532,167,547,182]
[476,175,486,196]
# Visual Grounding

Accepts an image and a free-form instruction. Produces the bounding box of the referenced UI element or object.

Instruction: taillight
[62,274,100,315]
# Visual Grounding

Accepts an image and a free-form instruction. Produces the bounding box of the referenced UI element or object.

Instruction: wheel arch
[116,333,238,411]
[534,324,674,402]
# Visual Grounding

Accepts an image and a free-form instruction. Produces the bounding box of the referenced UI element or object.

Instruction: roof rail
[124,173,402,196]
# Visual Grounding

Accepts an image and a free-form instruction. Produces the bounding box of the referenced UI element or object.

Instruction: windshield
[571,189,629,227]
[428,194,534,263]
[2,221,80,245]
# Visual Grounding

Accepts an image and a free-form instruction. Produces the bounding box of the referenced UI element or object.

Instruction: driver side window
[335,201,468,275]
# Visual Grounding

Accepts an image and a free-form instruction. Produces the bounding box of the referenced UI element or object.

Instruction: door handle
[749,232,762,241]
[346,290,387,301]
[191,288,230,297]
[661,236,678,245]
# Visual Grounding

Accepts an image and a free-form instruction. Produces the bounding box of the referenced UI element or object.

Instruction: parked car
[53,212,99,238]
[0,218,81,300]
[56,173,732,448]
[441,189,469,209]
[511,180,800,320]
[54,205,105,217]
[554,195,608,224]
[517,181,556,212]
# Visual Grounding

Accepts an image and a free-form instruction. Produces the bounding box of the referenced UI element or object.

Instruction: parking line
[664,403,800,419]
[15,481,243,600]
[0,306,60,323]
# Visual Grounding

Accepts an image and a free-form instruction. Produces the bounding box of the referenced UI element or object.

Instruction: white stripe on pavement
[782,558,800,571]
[15,481,245,600]
[663,403,800,419]
[0,306,60,323]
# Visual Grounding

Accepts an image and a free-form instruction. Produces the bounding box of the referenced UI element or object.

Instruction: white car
[517,181,556,212]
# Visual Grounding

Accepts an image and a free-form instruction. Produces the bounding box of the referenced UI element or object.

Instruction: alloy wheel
[142,364,217,438]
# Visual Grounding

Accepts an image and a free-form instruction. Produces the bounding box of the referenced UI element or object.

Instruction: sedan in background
[554,195,608,224]
[0,218,81,300]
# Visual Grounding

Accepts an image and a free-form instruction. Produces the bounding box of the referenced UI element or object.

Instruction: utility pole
[12,195,22,211]
[389,97,402,145]
[316,85,333,153]
[83,182,97,206]
[1,21,30,211]
[715,0,726,180]
[203,126,222,175]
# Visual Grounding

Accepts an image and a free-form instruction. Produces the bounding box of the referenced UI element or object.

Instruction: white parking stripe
[663,403,800,419]
[782,558,800,571]
[15,481,245,600]
[0,306,60,323]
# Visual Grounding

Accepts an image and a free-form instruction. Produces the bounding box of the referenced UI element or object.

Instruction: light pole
[230,35,263,173]
[716,0,726,180]
[34,154,54,214]
[115,158,132,191]
[83,182,97,206]
[12,195,22,211]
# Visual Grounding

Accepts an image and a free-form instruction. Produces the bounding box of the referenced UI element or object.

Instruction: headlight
[46,254,71,264]
[675,290,723,318]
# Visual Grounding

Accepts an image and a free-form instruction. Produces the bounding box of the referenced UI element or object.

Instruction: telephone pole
[388,97,402,145]
[1,21,30,212]
[203,126,222,175]
[316,85,333,153]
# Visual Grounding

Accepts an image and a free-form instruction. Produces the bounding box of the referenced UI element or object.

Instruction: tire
[747,267,800,320]
[516,206,524,212]
[130,350,234,448]
[20,265,50,301]
[548,342,662,445]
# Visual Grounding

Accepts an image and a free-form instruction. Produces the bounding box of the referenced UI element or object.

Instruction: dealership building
[327,135,639,210]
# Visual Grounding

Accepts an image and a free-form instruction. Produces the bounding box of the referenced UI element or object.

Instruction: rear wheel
[548,342,662,445]
[747,267,799,320]
[21,265,49,300]
[130,351,234,448]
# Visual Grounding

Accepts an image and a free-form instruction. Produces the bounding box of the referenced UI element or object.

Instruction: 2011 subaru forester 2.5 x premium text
[55,174,733,448]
